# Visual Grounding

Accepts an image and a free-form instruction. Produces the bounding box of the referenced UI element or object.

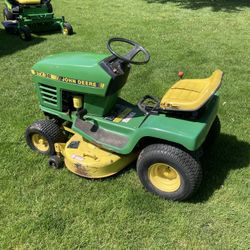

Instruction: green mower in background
[26,38,224,201]
[2,0,73,40]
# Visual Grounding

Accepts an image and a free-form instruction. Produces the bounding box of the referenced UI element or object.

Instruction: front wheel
[25,120,66,155]
[136,144,202,201]
[19,26,32,41]
[62,22,73,35]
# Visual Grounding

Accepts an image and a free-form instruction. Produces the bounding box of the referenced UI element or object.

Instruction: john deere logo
[31,70,105,89]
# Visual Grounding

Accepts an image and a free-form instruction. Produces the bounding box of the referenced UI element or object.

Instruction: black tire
[48,155,64,169]
[46,3,53,13]
[3,7,14,20]
[137,144,202,201]
[25,120,66,155]
[62,22,73,35]
[203,116,221,149]
[19,26,32,41]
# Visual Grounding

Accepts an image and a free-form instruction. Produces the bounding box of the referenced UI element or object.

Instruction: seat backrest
[160,69,224,111]
[209,70,223,87]
[16,0,41,4]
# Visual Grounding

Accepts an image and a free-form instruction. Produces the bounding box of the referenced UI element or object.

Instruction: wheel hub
[148,163,181,192]
[63,28,68,35]
[31,134,49,152]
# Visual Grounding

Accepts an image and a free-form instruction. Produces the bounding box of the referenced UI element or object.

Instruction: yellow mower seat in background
[16,0,41,4]
[160,70,223,111]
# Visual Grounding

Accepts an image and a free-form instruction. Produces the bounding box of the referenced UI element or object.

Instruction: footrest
[160,70,223,111]
[74,119,128,149]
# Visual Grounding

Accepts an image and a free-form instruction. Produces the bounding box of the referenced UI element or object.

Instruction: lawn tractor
[26,38,223,201]
[2,0,73,40]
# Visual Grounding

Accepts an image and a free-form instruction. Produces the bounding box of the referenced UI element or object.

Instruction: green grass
[0,0,250,249]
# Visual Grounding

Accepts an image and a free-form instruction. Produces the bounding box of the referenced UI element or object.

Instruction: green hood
[32,52,111,84]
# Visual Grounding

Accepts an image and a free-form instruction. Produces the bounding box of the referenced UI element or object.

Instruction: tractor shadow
[145,0,250,12]
[0,28,46,58]
[191,133,250,202]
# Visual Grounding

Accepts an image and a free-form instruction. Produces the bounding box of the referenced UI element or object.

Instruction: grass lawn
[0,0,250,249]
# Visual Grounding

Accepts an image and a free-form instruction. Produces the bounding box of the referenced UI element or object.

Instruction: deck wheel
[49,155,64,169]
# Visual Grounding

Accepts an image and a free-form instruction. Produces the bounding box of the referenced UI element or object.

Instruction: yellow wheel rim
[20,33,26,39]
[31,134,49,152]
[63,28,68,35]
[148,163,181,192]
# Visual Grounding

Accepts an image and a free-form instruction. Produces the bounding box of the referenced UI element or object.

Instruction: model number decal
[31,70,105,88]
[113,108,132,123]
[122,112,136,123]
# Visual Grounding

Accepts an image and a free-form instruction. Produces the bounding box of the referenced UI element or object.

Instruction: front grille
[39,84,57,106]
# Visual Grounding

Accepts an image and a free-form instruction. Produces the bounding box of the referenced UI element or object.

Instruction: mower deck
[56,133,136,178]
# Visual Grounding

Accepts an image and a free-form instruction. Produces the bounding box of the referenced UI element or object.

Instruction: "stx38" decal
[31,70,105,89]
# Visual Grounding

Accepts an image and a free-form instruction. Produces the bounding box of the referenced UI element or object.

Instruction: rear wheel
[25,120,66,155]
[137,144,202,201]
[62,22,73,35]
[3,7,14,20]
[46,3,53,13]
[19,26,32,41]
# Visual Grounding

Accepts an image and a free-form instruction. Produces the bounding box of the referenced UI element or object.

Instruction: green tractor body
[31,52,219,154]
[2,0,73,40]
[27,38,224,201]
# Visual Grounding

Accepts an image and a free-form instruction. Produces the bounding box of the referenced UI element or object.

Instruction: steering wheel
[107,37,150,65]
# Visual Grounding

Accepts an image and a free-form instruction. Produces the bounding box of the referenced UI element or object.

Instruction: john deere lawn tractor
[2,0,73,40]
[26,38,223,201]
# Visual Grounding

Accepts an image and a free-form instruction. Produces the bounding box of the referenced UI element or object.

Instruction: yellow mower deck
[160,70,223,111]
[55,132,136,178]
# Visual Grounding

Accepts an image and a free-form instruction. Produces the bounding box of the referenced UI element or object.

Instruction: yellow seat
[160,70,223,111]
[16,0,41,4]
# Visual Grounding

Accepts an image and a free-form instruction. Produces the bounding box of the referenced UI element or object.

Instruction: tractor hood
[32,52,111,87]
[32,51,131,103]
